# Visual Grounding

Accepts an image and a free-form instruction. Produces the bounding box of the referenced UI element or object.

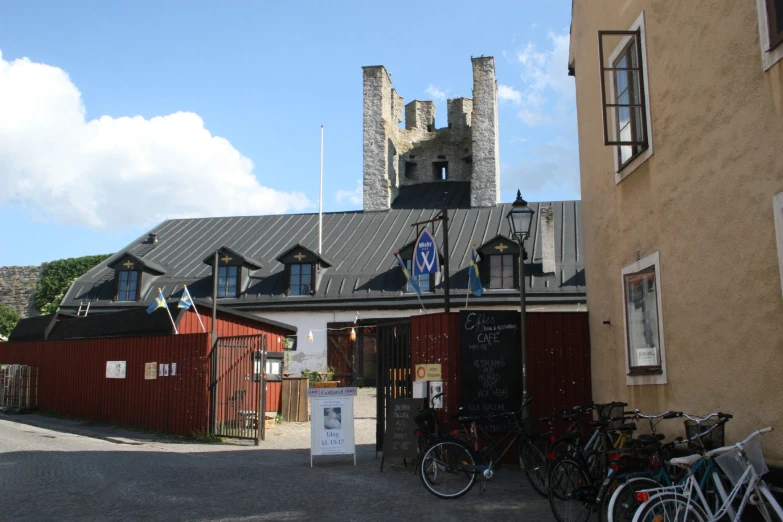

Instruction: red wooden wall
[0,333,211,437]
[411,311,592,426]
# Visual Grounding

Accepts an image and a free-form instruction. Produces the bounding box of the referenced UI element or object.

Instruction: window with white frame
[621,252,667,385]
[774,192,783,302]
[598,12,654,181]
[757,0,783,70]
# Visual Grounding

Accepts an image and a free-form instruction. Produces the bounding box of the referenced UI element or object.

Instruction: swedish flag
[178,286,193,310]
[469,246,483,297]
[396,253,421,296]
[146,289,169,314]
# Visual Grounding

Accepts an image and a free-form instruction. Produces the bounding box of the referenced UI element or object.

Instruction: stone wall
[362,57,500,211]
[0,265,42,318]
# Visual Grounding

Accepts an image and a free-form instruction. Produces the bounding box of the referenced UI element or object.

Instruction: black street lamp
[507,190,534,415]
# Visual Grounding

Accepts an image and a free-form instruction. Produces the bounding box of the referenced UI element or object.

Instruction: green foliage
[35,254,112,314]
[300,366,336,385]
[0,303,21,338]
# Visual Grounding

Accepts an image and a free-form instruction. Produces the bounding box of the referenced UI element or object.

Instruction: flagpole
[319,125,324,255]
[185,285,206,333]
[465,243,474,309]
[161,288,179,334]
[212,250,218,347]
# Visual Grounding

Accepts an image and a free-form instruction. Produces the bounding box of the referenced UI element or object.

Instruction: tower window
[433,161,448,180]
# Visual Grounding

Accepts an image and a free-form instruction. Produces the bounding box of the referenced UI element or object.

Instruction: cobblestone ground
[0,389,552,521]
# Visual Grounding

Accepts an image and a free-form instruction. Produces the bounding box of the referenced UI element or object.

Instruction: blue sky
[0,1,578,266]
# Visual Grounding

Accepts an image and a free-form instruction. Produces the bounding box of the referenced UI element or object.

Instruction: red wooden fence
[411,311,592,427]
[0,333,211,437]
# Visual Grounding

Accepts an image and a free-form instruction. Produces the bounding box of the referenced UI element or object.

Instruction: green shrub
[35,254,112,314]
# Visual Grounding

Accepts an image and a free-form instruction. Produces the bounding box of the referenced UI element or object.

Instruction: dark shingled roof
[8,315,58,342]
[8,303,296,342]
[59,182,585,313]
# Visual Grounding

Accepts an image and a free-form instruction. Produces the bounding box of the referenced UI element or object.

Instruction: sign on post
[412,228,439,277]
[459,310,521,433]
[308,387,357,467]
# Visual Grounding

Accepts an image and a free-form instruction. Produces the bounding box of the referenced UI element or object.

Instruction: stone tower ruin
[362,57,500,211]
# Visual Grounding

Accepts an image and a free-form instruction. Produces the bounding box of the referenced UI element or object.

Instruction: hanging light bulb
[350,327,356,341]
[307,330,314,342]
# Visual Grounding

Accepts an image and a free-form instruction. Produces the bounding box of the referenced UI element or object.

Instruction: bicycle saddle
[635,433,665,446]
[615,423,637,432]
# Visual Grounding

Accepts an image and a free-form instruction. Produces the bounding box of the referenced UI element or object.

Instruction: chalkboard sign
[382,397,422,459]
[459,310,521,433]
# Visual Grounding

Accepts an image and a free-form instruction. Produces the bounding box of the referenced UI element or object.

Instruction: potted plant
[313,366,339,388]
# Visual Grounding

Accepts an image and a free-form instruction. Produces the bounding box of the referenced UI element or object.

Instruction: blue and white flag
[395,252,426,312]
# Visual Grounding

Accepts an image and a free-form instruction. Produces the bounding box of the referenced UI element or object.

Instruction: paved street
[0,393,552,521]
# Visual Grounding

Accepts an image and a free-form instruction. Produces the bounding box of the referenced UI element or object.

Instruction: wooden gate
[326,323,379,387]
[210,334,266,440]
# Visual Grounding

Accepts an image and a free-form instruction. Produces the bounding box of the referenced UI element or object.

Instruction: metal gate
[210,335,266,441]
[375,320,412,452]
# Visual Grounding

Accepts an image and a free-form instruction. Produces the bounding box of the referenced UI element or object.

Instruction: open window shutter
[284,264,291,296]
[135,271,142,301]
[598,29,647,147]
[113,273,120,301]
[767,0,783,50]
[513,254,520,290]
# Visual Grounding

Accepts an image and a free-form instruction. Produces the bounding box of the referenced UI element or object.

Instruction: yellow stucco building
[569,0,783,462]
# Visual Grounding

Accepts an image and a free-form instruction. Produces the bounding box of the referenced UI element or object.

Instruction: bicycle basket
[684,419,725,451]
[414,408,437,437]
[714,437,768,486]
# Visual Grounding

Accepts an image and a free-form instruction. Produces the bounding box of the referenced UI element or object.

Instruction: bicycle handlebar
[706,427,773,458]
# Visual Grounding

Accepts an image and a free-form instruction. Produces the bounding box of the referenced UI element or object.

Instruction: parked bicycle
[417,396,540,499]
[633,427,782,521]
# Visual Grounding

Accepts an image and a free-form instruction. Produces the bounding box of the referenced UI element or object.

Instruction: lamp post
[507,190,534,415]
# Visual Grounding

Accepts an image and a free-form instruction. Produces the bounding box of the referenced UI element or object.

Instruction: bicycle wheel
[606,477,661,522]
[520,438,548,497]
[634,493,709,522]
[419,439,477,499]
[548,456,595,522]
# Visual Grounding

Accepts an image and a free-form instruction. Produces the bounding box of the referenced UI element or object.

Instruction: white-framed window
[774,192,783,302]
[756,0,783,71]
[621,251,667,385]
[598,12,654,183]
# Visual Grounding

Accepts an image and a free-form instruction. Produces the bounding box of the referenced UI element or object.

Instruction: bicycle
[633,427,782,522]
[417,396,535,499]
[605,412,734,522]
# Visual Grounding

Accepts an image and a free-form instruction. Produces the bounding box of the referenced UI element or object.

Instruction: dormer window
[477,236,520,290]
[203,246,263,300]
[116,270,140,301]
[217,266,239,298]
[275,244,332,298]
[108,252,167,303]
[289,263,313,296]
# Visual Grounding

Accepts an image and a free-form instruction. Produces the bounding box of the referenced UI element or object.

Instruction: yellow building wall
[571,0,783,461]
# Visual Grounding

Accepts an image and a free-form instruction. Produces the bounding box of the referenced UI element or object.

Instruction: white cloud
[335,178,362,206]
[0,51,310,228]
[425,84,447,101]
[497,84,522,105]
[514,31,574,126]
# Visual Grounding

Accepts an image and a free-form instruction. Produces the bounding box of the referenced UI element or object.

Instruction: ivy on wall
[35,254,112,315]
[0,303,20,338]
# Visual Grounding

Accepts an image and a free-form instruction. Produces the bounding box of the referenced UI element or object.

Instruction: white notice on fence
[106,361,127,379]
[163,364,170,376]
[171,363,177,376]
[309,387,357,467]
